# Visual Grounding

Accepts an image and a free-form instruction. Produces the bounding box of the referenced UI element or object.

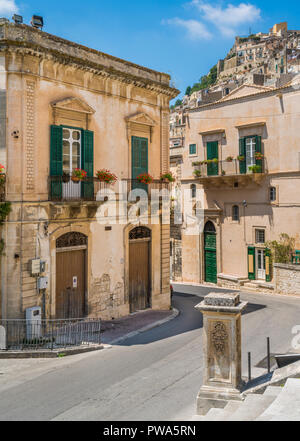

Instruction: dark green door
[132,136,148,192]
[204,232,217,283]
[207,141,219,176]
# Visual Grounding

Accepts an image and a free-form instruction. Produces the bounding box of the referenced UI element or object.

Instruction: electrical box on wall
[37,277,48,290]
[30,259,41,276]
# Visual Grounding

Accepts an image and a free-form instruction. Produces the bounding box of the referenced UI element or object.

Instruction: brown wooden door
[56,250,86,319]
[129,240,150,313]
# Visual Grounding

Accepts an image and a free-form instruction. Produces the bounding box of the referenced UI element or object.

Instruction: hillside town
[0,9,300,425]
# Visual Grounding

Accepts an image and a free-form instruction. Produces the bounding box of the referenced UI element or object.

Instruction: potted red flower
[255,152,264,160]
[0,164,6,186]
[71,169,87,183]
[96,169,118,184]
[136,173,154,185]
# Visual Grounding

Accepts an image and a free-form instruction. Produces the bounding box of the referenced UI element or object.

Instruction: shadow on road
[117,291,266,347]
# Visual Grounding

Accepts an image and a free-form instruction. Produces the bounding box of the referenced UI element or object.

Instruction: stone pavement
[101,308,177,344]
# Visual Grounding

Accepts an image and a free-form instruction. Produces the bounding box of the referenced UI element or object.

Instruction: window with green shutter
[239,138,246,174]
[50,125,63,199]
[207,141,219,176]
[81,129,94,199]
[189,144,197,156]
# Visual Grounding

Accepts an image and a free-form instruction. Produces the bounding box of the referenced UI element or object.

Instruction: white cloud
[0,0,19,15]
[164,2,261,40]
[192,1,261,37]
[165,18,212,40]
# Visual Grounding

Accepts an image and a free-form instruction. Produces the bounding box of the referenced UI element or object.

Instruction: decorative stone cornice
[0,23,179,99]
[51,97,96,114]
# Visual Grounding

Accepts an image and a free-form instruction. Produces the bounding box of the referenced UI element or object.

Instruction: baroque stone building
[172,81,300,293]
[0,20,178,320]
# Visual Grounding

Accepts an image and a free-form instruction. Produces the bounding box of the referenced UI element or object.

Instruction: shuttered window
[189,144,197,156]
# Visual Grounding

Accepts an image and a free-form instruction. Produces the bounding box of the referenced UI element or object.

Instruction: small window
[255,229,265,244]
[191,184,196,199]
[232,205,240,221]
[189,144,197,156]
[270,187,277,202]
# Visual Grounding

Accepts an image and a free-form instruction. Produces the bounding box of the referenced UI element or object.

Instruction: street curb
[172,281,300,300]
[104,308,180,346]
[0,345,104,359]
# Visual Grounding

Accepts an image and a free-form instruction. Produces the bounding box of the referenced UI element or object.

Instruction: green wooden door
[132,136,148,192]
[204,232,217,283]
[207,141,219,176]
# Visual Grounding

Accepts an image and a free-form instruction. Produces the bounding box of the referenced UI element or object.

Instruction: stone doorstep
[0,344,104,359]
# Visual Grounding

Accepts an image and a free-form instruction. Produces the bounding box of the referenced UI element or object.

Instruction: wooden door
[56,249,86,319]
[207,141,219,176]
[129,240,150,313]
[204,232,217,284]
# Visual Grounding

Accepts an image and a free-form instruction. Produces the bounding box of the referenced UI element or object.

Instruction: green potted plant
[248,165,262,174]
[136,173,154,184]
[193,169,202,178]
[237,155,245,162]
[226,156,234,162]
[222,170,226,176]
[71,168,87,183]
[212,158,219,164]
[160,172,175,183]
[96,169,118,184]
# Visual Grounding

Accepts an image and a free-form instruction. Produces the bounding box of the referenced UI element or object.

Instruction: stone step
[224,400,243,414]
[203,408,228,421]
[227,394,277,421]
[263,386,282,397]
[257,378,300,421]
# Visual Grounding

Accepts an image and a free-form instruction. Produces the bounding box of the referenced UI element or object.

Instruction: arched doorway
[56,232,87,318]
[129,227,151,313]
[204,221,217,284]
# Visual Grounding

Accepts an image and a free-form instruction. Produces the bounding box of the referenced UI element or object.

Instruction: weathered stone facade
[274,264,300,296]
[0,22,178,320]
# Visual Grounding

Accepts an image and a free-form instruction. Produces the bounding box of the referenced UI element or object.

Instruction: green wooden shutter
[50,125,63,200]
[207,141,219,176]
[81,130,94,200]
[255,135,263,172]
[265,248,272,282]
[132,136,148,192]
[239,138,246,174]
[248,246,256,280]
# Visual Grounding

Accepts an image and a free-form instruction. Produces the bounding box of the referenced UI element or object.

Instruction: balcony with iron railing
[48,177,170,203]
[192,158,267,188]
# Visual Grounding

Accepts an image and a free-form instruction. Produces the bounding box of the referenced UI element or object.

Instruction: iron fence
[0,318,101,351]
[193,158,267,178]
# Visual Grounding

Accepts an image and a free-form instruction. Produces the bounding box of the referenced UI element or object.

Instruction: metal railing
[0,318,101,351]
[49,177,170,202]
[193,158,266,178]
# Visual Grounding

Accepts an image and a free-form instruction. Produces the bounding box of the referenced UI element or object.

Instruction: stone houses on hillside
[0,20,178,320]
[170,81,300,293]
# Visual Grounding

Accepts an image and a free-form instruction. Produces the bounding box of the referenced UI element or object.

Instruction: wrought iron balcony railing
[193,158,266,179]
[48,177,170,202]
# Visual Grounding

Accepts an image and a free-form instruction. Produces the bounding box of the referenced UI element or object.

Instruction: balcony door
[63,128,82,199]
[245,137,256,172]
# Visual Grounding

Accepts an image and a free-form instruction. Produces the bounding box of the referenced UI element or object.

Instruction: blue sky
[1,0,300,101]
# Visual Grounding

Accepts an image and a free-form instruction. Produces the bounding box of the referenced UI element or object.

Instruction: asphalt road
[0,285,300,421]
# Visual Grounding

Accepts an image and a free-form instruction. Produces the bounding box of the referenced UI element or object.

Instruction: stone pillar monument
[195,292,248,415]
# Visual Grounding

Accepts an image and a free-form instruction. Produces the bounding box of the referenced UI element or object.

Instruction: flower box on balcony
[136,173,154,184]
[71,169,87,182]
[96,169,118,184]
[160,172,175,183]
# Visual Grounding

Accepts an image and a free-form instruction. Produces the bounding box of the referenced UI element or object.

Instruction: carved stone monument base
[197,384,245,416]
[195,292,248,416]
